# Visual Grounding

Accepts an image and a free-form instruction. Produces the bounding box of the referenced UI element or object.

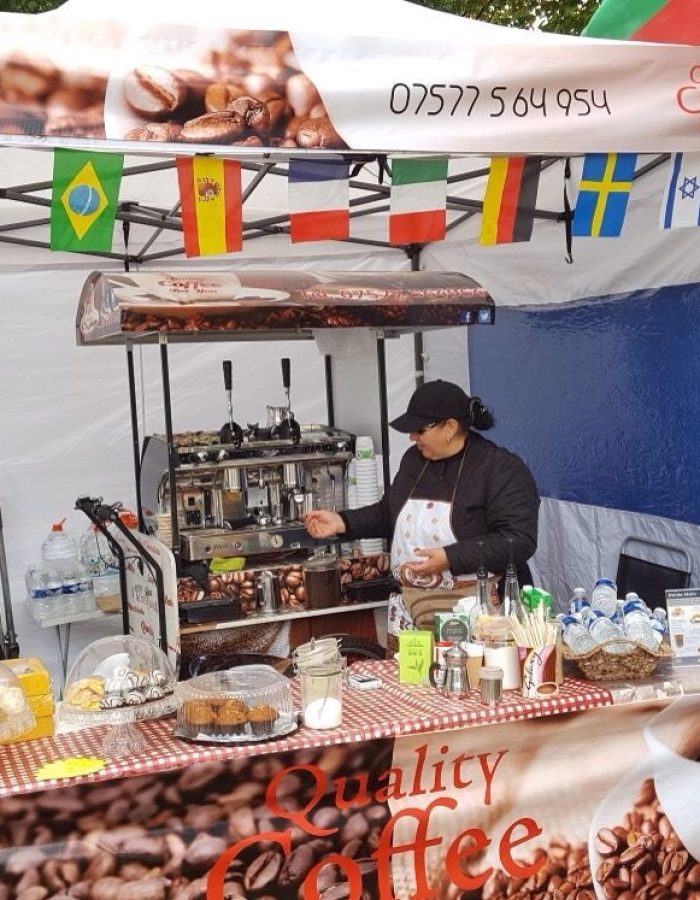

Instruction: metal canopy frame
[0,152,578,266]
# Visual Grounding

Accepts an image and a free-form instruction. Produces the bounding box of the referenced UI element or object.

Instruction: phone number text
[389,84,611,118]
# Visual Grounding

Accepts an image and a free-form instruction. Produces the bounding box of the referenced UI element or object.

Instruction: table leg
[55,623,72,699]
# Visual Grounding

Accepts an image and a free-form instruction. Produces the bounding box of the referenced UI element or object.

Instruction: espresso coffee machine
[139,359,354,563]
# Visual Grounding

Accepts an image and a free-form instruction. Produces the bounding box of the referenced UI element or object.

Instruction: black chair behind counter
[615,536,691,611]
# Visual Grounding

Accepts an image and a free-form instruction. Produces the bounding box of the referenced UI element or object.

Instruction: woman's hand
[303,510,346,540]
[404,547,449,576]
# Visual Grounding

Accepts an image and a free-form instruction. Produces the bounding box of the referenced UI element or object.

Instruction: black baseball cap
[390,380,471,433]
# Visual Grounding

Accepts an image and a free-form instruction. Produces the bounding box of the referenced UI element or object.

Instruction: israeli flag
[660,152,700,229]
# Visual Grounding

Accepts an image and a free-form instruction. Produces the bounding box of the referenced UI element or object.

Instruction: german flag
[176,156,242,257]
[479,156,542,246]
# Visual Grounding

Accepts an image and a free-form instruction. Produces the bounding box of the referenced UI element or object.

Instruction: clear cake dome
[175,664,295,743]
[60,634,179,726]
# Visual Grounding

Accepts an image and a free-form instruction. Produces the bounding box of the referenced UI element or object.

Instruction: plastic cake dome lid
[60,634,179,726]
[0,662,36,741]
[180,665,288,697]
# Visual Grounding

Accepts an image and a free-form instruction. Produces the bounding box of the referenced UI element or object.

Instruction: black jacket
[340,432,540,581]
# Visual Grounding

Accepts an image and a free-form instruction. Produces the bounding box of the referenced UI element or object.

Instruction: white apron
[387,450,474,640]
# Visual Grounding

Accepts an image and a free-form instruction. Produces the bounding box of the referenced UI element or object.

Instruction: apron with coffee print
[387,451,475,653]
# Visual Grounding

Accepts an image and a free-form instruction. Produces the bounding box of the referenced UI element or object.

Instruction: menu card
[666,588,700,659]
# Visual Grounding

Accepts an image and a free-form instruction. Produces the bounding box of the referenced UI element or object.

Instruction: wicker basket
[562,638,674,681]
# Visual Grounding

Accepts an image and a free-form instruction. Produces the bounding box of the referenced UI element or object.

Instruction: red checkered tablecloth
[0,661,612,798]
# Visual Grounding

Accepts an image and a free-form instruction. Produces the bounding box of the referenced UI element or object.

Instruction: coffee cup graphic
[644,696,700,861]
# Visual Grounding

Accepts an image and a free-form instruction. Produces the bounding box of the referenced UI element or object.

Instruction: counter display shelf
[2,663,699,900]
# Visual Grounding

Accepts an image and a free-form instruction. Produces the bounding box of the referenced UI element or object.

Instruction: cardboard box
[1,658,52,697]
[398,630,433,684]
[434,612,472,644]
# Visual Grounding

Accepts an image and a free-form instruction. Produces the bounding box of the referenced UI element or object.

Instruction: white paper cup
[644,695,700,861]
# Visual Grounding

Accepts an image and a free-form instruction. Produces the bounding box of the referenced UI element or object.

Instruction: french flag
[288,157,350,243]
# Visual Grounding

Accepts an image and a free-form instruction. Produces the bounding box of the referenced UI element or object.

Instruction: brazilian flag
[50,149,124,253]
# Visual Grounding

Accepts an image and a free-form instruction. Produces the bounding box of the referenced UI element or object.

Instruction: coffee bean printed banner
[1,683,699,899]
[76,270,495,345]
[0,6,698,154]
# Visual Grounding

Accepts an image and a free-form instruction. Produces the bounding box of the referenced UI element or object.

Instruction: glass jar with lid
[302,554,341,609]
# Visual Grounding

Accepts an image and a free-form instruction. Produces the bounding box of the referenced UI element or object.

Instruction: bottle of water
[590,578,618,618]
[41,520,94,616]
[569,587,590,615]
[584,609,631,653]
[558,614,596,654]
[622,598,657,651]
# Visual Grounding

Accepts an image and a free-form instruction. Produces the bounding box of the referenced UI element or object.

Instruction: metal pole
[324,355,335,427]
[126,342,145,532]
[0,506,19,658]
[375,334,391,491]
[159,336,179,566]
[408,244,426,388]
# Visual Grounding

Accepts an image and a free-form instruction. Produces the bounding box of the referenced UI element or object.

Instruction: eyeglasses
[416,422,440,435]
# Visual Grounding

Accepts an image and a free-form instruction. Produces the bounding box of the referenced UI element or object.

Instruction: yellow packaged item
[1,714,54,744]
[27,693,55,719]
[1,658,52,697]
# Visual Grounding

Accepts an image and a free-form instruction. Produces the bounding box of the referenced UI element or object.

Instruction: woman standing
[304,380,540,653]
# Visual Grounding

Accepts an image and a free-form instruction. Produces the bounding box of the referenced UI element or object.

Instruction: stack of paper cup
[353,437,383,555]
[346,459,359,510]
[156,513,174,547]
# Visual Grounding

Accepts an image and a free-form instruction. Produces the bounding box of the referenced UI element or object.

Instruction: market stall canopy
[1,0,699,155]
[76,270,494,344]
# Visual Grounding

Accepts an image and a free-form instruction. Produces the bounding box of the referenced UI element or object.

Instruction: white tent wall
[3,140,700,675]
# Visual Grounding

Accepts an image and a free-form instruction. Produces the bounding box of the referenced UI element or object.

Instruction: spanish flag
[176,157,242,257]
[479,156,542,246]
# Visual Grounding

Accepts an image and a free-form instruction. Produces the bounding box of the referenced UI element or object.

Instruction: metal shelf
[179,599,389,635]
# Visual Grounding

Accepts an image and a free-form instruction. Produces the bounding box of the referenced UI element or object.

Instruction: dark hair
[454,396,494,434]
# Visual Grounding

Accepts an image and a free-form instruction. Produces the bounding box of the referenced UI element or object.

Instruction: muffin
[215,703,249,738]
[181,700,216,737]
[248,704,278,737]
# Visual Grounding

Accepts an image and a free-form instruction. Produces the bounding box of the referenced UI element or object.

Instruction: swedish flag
[572,153,637,238]
[50,149,123,253]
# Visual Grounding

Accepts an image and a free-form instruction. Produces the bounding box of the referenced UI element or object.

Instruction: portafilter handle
[220,360,242,447]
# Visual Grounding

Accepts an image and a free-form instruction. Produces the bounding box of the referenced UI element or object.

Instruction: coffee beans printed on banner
[0,55,107,137]
[0,742,391,900]
[469,777,700,900]
[122,32,346,149]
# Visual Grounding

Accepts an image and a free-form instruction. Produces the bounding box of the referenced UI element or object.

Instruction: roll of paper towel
[483,644,521,691]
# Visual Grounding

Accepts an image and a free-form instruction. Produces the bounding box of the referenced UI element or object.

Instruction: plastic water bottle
[569,587,590,615]
[590,578,619,618]
[41,520,94,616]
[558,615,596,654]
[583,608,631,653]
[622,598,657,651]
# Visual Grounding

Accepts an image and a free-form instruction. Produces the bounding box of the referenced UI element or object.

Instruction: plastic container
[39,520,94,617]
[80,527,120,613]
[175,665,295,742]
[60,635,178,756]
[0,663,36,742]
[303,554,341,609]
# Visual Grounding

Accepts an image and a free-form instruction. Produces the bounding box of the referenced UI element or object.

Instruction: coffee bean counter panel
[3,662,699,900]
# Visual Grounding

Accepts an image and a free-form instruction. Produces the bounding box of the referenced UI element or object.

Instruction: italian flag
[389,157,448,245]
[583,0,698,44]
